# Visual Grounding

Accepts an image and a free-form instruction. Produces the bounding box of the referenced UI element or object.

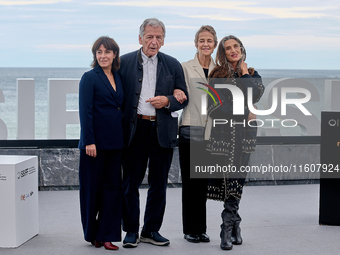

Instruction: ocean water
[1,68,340,139]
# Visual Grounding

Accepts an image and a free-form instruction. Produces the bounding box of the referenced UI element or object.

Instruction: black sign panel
[319,111,340,225]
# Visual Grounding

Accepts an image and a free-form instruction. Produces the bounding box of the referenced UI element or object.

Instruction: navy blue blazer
[78,65,124,150]
[118,49,188,148]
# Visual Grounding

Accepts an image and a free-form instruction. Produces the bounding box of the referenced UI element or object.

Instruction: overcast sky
[0,0,339,69]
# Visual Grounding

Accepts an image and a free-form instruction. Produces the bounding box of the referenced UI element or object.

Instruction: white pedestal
[0,155,39,248]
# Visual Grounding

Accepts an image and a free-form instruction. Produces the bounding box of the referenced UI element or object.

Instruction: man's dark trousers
[122,118,173,233]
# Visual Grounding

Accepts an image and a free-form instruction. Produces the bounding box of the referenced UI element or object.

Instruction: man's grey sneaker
[140,231,170,246]
[123,232,140,248]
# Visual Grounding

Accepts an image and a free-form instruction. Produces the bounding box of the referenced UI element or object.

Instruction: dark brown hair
[91,36,120,71]
[209,35,246,78]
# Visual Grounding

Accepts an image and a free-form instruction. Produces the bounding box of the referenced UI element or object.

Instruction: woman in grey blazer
[179,25,217,243]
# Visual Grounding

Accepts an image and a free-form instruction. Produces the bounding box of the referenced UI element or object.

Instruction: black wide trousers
[179,129,208,235]
[79,149,122,242]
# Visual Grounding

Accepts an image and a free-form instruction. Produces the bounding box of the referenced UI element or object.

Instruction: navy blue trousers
[122,119,173,233]
[79,149,122,242]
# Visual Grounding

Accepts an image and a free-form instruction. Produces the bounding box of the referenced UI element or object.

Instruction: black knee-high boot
[231,205,242,245]
[220,196,239,250]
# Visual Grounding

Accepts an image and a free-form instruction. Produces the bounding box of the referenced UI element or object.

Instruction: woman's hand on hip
[86,144,97,157]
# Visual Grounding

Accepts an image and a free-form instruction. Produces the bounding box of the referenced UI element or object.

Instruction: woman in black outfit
[78,36,123,251]
[207,35,265,250]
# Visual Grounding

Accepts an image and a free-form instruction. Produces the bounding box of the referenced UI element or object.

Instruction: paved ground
[1,184,340,255]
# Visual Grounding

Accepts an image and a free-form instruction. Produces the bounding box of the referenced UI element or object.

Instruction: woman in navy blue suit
[78,36,123,251]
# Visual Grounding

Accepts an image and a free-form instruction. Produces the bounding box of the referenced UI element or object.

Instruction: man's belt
[137,114,156,121]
